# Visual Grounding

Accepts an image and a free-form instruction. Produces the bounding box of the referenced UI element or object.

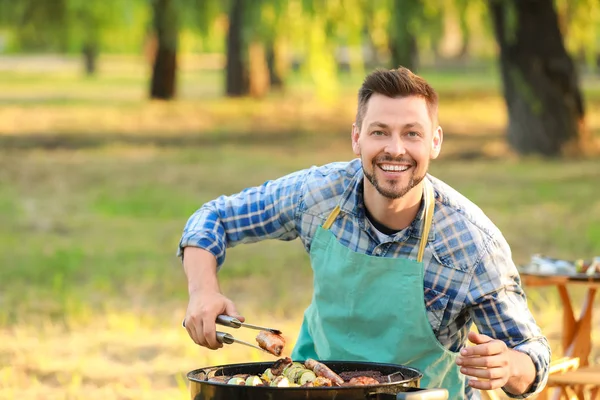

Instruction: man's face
[351,94,442,200]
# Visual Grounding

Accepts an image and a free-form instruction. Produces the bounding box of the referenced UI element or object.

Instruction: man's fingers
[461,340,507,357]
[202,315,222,350]
[185,316,202,346]
[466,377,506,391]
[457,354,507,369]
[459,365,507,381]
[225,302,245,323]
[467,330,493,345]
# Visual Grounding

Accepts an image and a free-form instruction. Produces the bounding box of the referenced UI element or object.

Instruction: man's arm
[463,235,551,398]
[178,168,307,268]
[183,247,244,349]
[179,168,309,349]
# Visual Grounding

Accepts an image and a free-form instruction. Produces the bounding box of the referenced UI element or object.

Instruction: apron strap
[322,205,341,230]
[417,179,435,263]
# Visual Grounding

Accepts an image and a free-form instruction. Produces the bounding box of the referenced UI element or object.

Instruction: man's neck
[363,182,424,231]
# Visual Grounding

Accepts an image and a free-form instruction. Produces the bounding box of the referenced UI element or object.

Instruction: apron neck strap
[417,179,435,263]
[322,180,436,262]
[322,205,341,230]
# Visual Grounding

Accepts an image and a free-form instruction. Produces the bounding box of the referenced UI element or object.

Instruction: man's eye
[407,131,420,137]
[372,130,385,136]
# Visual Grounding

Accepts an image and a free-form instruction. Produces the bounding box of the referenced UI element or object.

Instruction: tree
[149,0,179,100]
[225,0,248,96]
[225,0,289,97]
[68,1,119,76]
[388,0,420,70]
[488,0,587,156]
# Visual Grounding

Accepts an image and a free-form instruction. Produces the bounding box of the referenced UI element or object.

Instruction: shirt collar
[338,166,435,243]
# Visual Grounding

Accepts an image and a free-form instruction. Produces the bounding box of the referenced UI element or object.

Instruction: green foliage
[0,0,69,51]
[0,0,147,53]
[555,0,600,69]
[180,0,223,36]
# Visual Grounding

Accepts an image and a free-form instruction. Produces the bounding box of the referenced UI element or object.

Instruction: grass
[0,54,600,399]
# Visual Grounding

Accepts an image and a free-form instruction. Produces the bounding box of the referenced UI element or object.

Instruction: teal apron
[291,179,466,399]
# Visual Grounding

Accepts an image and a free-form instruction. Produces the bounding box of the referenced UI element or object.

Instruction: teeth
[380,164,409,172]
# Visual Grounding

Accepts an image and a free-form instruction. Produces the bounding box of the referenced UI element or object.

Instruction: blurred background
[0,0,599,399]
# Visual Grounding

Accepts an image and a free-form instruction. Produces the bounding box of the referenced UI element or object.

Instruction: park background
[0,0,599,399]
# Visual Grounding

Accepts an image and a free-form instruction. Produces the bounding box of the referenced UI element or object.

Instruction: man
[178,67,550,399]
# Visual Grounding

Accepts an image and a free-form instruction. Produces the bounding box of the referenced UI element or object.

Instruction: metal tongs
[215,315,282,335]
[182,315,282,355]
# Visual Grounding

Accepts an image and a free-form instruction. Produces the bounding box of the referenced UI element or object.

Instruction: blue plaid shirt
[178,159,550,399]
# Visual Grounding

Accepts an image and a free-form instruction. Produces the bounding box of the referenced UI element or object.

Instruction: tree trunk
[82,42,97,76]
[488,0,586,156]
[226,0,248,96]
[389,0,419,71]
[266,41,284,89]
[150,0,178,100]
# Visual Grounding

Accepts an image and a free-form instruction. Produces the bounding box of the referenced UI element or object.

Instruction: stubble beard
[362,155,426,200]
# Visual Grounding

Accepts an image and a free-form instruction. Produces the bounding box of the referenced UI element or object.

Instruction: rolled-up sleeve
[177,168,307,268]
[467,235,551,398]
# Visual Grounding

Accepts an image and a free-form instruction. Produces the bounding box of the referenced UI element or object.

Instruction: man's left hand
[456,330,512,391]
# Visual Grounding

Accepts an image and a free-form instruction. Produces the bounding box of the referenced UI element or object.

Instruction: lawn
[0,54,599,400]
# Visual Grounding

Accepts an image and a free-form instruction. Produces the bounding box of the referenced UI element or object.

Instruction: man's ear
[430,125,443,159]
[351,123,360,156]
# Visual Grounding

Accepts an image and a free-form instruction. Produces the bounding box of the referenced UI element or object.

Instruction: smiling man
[178,67,551,399]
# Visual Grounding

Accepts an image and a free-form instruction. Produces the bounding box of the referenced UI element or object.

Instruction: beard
[362,155,426,199]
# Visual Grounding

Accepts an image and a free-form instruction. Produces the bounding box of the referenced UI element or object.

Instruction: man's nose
[385,135,406,156]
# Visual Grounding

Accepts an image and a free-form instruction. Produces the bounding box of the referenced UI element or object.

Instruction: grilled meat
[348,376,380,385]
[270,357,292,375]
[256,331,286,356]
[304,358,344,386]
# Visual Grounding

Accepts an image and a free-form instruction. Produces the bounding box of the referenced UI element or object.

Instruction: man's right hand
[182,246,245,350]
[184,290,245,350]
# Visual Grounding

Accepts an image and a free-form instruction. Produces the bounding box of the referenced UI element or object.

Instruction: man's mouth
[378,163,411,173]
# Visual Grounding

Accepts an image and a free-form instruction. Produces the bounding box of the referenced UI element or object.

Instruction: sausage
[304,358,344,386]
[256,331,286,356]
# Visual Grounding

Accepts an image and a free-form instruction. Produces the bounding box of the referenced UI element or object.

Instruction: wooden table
[520,272,599,367]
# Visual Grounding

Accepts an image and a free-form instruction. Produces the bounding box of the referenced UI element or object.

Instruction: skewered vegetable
[245,375,263,386]
[270,376,290,387]
[261,368,275,383]
[227,377,245,385]
[299,370,317,385]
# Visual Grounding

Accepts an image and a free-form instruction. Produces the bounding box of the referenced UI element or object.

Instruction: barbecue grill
[187,360,449,400]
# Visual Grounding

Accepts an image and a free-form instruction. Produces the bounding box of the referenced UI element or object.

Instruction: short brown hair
[355,67,439,129]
